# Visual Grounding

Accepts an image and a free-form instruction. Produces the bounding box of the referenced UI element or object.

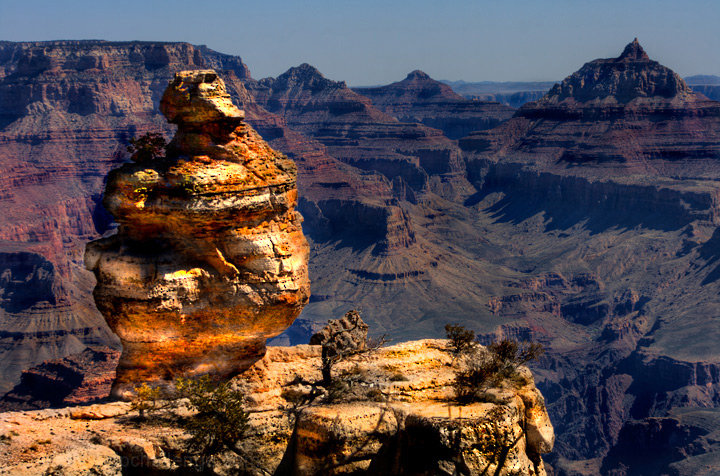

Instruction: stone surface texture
[0,340,553,476]
[85,70,310,397]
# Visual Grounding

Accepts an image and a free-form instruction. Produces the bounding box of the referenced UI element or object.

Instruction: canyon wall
[354,70,514,139]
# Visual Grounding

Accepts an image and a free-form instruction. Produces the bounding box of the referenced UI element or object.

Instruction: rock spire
[618,38,650,62]
[85,70,310,397]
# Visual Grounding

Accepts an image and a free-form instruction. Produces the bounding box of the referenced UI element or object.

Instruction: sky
[1,0,719,86]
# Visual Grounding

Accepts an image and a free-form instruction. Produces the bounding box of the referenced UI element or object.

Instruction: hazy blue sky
[1,0,718,85]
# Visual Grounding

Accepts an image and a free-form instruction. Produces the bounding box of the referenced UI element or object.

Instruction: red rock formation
[0,41,217,394]
[85,70,310,396]
[0,346,119,410]
[245,64,472,201]
[354,70,514,139]
[458,39,720,473]
[0,40,396,396]
[462,38,720,183]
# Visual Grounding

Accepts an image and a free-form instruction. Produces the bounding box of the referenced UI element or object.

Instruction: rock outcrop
[0,346,119,410]
[0,40,253,395]
[85,70,310,397]
[0,340,554,475]
[354,70,514,139]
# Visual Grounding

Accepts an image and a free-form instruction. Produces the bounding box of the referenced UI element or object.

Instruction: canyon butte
[0,38,719,475]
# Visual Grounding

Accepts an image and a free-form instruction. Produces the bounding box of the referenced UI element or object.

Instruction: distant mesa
[0,346,119,410]
[404,70,432,81]
[461,37,720,172]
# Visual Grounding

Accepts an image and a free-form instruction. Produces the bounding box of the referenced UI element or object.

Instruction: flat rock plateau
[0,340,553,475]
[0,38,720,474]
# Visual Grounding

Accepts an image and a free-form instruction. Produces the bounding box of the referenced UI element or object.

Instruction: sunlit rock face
[85,70,310,397]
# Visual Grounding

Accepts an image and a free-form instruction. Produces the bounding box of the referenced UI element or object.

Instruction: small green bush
[175,376,249,461]
[453,339,544,404]
[487,339,545,379]
[130,382,164,419]
[444,323,478,358]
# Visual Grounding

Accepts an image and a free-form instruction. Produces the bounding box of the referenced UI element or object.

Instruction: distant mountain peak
[283,63,324,79]
[617,38,650,62]
[535,39,691,105]
[272,63,347,90]
[405,70,431,81]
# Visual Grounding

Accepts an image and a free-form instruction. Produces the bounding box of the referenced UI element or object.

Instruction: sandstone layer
[0,340,554,475]
[85,70,310,396]
[246,63,473,203]
[0,40,254,394]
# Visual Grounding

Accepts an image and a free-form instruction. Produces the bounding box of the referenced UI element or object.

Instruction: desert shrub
[127,132,166,162]
[453,354,503,404]
[130,382,165,419]
[487,339,544,379]
[453,339,544,403]
[175,376,249,461]
[444,323,478,358]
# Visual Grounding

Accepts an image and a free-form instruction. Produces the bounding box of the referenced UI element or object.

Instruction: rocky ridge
[0,340,553,475]
[246,64,472,201]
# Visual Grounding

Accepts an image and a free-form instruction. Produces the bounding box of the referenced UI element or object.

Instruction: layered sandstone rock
[85,70,309,396]
[245,64,473,202]
[0,340,554,475]
[461,38,720,182]
[0,40,254,395]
